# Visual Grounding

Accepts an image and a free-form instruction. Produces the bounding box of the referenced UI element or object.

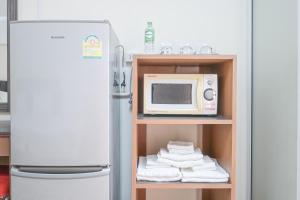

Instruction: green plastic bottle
[144,22,155,53]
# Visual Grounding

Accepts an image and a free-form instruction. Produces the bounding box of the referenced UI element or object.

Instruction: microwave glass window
[151,84,192,104]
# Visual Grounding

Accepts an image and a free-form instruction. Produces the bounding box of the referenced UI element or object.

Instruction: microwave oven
[143,74,218,115]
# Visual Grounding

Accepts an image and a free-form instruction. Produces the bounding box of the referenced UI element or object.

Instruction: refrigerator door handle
[11,166,110,180]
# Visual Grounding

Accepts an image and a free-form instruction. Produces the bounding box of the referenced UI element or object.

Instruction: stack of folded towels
[136,141,229,183]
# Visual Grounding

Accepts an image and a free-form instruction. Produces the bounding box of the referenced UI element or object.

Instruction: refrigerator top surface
[11,20,111,25]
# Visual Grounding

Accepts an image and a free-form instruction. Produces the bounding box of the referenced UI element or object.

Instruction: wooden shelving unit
[131,55,236,200]
[136,114,233,125]
[136,182,232,189]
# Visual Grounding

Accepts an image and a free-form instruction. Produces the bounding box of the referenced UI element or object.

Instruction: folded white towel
[157,156,204,168]
[167,141,194,152]
[137,175,182,182]
[181,159,229,180]
[169,148,195,155]
[181,177,229,183]
[137,157,182,182]
[159,148,203,161]
[191,156,217,171]
[146,155,171,169]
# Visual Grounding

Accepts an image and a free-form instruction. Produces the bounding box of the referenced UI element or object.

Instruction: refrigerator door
[10,21,112,166]
[11,166,110,200]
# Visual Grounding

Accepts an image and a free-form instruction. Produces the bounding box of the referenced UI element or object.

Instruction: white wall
[17,0,251,199]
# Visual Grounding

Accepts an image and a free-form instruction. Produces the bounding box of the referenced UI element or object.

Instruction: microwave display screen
[151,84,192,104]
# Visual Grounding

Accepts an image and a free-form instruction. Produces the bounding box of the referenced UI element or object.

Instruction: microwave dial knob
[204,88,214,101]
[207,79,213,86]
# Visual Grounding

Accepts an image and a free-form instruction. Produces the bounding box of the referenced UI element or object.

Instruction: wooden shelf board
[136,114,232,125]
[135,181,232,189]
[134,54,236,65]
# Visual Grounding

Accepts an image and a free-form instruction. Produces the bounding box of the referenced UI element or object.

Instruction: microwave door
[151,83,193,105]
[145,79,199,114]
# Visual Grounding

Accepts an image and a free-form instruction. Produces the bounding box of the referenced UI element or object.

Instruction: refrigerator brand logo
[82,35,102,59]
[50,36,65,39]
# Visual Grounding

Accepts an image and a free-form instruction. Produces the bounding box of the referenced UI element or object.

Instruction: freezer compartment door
[11,166,110,200]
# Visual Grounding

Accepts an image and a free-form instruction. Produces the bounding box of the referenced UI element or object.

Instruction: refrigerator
[10,21,120,200]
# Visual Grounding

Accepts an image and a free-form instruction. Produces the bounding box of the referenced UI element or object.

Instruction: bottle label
[145,30,154,43]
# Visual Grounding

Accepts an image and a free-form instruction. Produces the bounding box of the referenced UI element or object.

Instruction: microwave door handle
[197,78,203,112]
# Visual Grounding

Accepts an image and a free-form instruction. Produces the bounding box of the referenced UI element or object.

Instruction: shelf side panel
[218,61,233,118]
[138,125,147,156]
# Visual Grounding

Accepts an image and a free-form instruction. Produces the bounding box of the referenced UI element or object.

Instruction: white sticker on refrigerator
[82,35,102,59]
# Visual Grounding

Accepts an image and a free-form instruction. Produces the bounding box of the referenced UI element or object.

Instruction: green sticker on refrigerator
[82,35,102,59]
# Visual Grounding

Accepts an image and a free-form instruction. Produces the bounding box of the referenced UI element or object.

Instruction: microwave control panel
[203,74,218,115]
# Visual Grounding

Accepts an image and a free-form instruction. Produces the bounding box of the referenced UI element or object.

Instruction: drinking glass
[180,44,194,55]
[160,43,173,54]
